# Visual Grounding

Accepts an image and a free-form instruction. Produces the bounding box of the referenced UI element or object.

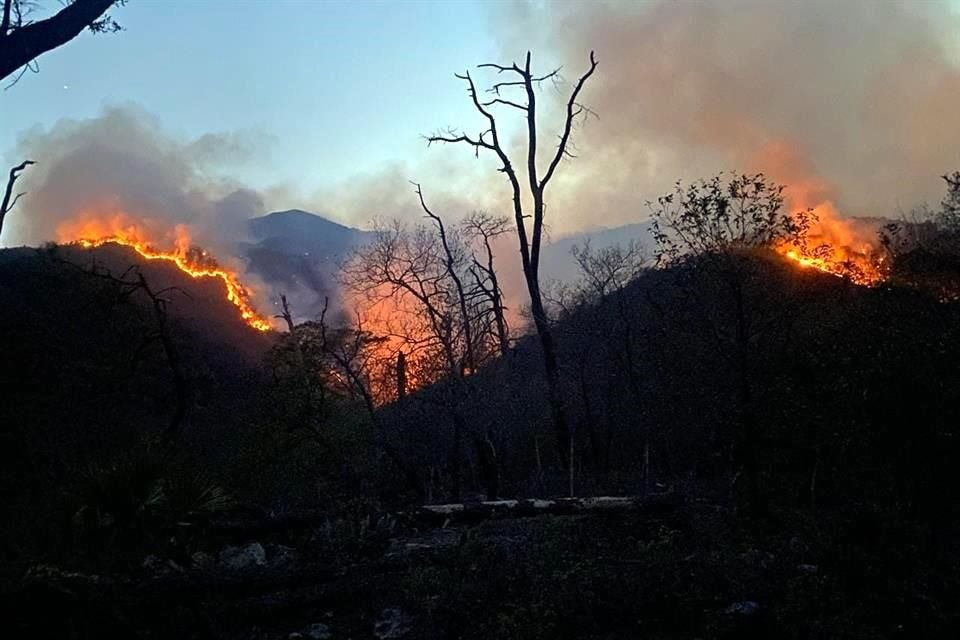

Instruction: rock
[725,601,761,616]
[218,542,267,571]
[374,608,412,639]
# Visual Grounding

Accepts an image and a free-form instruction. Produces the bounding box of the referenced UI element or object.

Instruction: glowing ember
[59,214,271,332]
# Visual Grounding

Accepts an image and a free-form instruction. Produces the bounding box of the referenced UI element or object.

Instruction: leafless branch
[0,158,36,238]
[540,50,598,191]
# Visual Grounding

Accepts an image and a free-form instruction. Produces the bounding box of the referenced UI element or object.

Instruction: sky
[6,0,960,247]
[1,0,498,194]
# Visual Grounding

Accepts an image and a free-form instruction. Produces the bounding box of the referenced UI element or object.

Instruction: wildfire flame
[777,201,886,286]
[58,213,272,332]
[755,142,885,286]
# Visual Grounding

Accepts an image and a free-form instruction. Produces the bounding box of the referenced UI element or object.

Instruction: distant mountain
[540,221,655,283]
[241,208,657,317]
[248,209,370,258]
[242,209,373,320]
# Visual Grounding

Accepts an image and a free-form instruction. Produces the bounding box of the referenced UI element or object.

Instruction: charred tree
[464,211,511,357]
[427,50,598,469]
[0,160,34,239]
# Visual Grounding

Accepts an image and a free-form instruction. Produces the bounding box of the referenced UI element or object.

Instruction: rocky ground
[2,497,861,639]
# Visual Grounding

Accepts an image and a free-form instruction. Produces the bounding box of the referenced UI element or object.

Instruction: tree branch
[0,0,116,81]
[540,50,598,191]
[0,159,35,239]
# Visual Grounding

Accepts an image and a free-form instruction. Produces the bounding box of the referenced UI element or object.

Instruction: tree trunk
[526,276,571,468]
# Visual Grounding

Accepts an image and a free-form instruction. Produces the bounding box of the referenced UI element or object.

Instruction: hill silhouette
[4,242,960,638]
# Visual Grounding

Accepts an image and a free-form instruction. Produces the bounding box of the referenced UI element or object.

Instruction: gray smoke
[7,105,265,252]
[492,0,960,226]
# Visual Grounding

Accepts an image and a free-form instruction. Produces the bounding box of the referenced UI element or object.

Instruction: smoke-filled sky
[5,0,960,246]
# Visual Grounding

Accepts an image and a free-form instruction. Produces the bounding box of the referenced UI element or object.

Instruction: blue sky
[1,0,499,194]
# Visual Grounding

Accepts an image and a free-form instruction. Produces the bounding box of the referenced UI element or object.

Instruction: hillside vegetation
[2,217,960,637]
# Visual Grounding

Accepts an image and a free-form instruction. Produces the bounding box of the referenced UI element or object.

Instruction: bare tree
[414,183,477,375]
[1,0,122,84]
[343,218,462,385]
[427,50,598,468]
[343,192,508,389]
[343,187,510,499]
[572,239,647,302]
[463,211,511,357]
[0,160,34,240]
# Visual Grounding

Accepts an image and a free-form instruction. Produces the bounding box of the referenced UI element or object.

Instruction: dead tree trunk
[427,50,598,469]
[396,351,407,401]
[0,160,34,239]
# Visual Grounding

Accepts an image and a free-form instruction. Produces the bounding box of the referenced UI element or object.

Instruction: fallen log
[178,494,677,538]
[402,494,678,527]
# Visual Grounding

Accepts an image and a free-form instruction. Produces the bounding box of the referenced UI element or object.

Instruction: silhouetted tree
[427,50,598,468]
[0,159,34,240]
[1,0,122,84]
[343,186,509,498]
[463,211,512,357]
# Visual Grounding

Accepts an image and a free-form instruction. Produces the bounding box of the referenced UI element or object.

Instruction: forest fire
[776,202,886,286]
[754,143,886,286]
[58,214,272,332]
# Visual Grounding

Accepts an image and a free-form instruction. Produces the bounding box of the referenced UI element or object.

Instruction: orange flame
[57,212,272,332]
[778,199,886,286]
[754,141,885,285]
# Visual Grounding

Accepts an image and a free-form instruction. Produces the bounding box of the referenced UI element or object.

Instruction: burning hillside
[777,205,886,286]
[754,142,887,285]
[57,213,273,332]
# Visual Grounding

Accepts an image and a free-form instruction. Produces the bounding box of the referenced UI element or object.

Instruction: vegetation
[1,166,960,637]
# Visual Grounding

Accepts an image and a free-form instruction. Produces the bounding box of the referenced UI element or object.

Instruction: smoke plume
[494,0,960,227]
[7,105,265,252]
